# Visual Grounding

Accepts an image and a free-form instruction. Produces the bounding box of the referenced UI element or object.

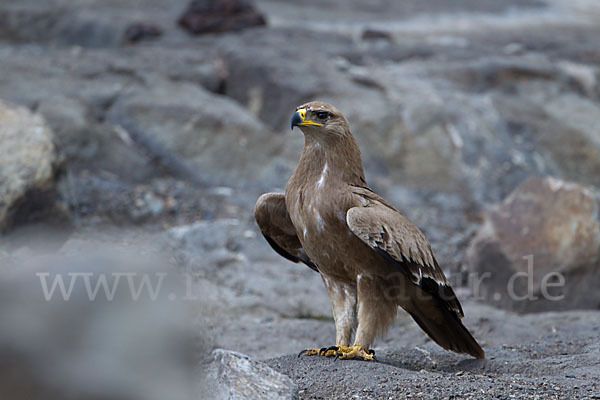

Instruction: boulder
[108,80,292,186]
[178,0,266,35]
[491,78,600,190]
[199,349,296,400]
[0,3,120,47]
[0,100,58,229]
[122,21,163,44]
[0,244,198,400]
[466,176,600,312]
[35,96,96,163]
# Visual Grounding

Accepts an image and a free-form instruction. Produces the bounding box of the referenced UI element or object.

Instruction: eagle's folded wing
[346,200,463,317]
[254,193,318,272]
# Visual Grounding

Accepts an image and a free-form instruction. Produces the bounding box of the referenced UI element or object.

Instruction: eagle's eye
[316,111,329,120]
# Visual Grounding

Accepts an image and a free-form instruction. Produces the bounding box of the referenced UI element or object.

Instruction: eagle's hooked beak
[291,108,323,130]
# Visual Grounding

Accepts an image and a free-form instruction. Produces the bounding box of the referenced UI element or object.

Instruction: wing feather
[346,194,463,317]
[254,193,317,272]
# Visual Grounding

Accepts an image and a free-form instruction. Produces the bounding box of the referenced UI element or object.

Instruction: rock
[108,79,291,186]
[0,0,190,48]
[0,4,120,47]
[492,81,600,190]
[466,177,600,312]
[0,244,199,400]
[55,174,229,225]
[0,100,58,230]
[361,28,393,41]
[123,21,163,44]
[199,349,296,400]
[178,0,266,35]
[35,96,97,163]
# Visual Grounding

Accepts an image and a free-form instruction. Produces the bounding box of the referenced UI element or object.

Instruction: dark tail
[408,307,485,359]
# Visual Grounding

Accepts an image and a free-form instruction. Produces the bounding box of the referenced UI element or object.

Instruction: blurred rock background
[1,0,600,398]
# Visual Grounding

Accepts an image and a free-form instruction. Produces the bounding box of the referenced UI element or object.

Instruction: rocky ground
[268,306,600,399]
[1,0,600,399]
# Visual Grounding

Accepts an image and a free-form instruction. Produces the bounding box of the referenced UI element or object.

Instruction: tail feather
[408,307,485,359]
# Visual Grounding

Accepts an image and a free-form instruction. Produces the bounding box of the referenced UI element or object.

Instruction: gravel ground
[265,306,600,399]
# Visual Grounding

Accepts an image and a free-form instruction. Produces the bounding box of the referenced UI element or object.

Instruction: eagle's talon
[298,348,320,357]
[323,345,340,357]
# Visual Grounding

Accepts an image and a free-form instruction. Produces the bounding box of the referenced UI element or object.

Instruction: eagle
[254,101,484,360]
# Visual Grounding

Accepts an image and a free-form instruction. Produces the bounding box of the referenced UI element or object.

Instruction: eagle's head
[291,101,350,140]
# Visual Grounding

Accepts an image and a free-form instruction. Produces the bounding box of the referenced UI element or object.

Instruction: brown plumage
[254,101,484,359]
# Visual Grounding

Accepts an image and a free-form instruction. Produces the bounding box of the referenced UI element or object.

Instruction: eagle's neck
[293,133,366,187]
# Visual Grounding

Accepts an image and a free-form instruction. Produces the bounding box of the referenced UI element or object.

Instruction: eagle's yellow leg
[298,345,352,358]
[336,345,376,361]
[299,345,376,361]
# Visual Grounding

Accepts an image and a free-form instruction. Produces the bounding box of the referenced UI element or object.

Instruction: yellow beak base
[291,108,322,129]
